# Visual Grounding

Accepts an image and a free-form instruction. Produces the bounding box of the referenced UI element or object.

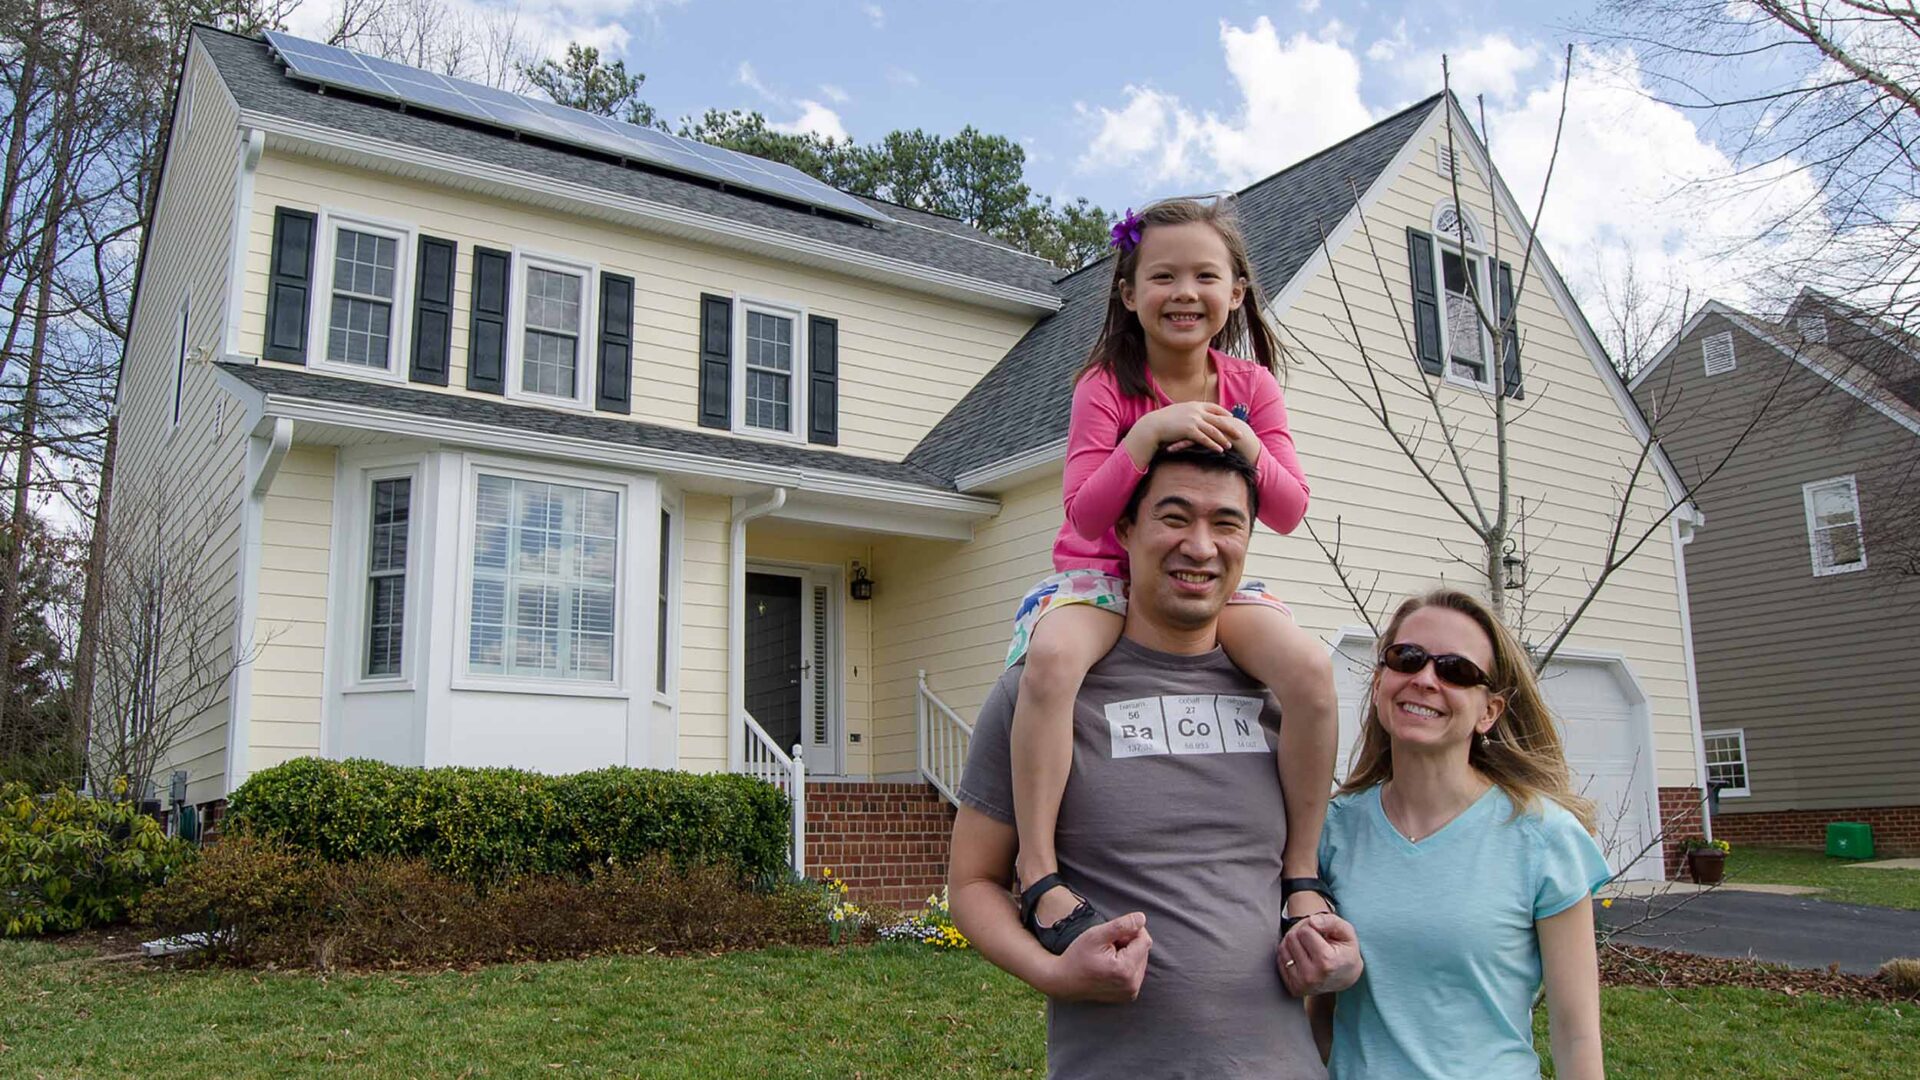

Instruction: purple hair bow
[1109,208,1144,253]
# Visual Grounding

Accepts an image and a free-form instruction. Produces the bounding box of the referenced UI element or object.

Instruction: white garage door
[1330,634,1661,881]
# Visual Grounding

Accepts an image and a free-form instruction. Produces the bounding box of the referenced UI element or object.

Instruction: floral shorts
[1004,569,1290,667]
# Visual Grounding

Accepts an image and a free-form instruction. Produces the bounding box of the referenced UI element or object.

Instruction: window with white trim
[738,303,803,435]
[326,224,403,370]
[1432,205,1493,389]
[468,473,619,682]
[365,476,411,678]
[1802,475,1867,575]
[1702,331,1735,377]
[521,264,586,399]
[656,506,673,694]
[1702,729,1750,797]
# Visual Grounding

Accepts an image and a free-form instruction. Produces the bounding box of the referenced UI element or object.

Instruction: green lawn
[1727,845,1920,911]
[2,938,1914,1078]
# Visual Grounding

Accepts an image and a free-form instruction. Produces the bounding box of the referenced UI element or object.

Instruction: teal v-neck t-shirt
[1318,785,1610,1080]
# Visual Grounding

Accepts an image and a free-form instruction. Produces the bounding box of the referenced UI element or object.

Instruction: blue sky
[281,1,1823,313]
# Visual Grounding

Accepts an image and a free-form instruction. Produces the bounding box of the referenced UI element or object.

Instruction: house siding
[234,154,1034,463]
[114,42,250,805]
[1632,313,1920,813]
[248,446,336,774]
[675,494,731,772]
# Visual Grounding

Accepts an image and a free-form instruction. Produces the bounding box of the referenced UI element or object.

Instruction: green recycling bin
[1826,821,1874,860]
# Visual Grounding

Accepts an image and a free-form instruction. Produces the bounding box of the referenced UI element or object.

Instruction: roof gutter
[238,111,1063,317]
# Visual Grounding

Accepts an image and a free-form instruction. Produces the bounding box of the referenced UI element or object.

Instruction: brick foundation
[1709,804,1920,857]
[1657,787,1705,879]
[803,781,956,909]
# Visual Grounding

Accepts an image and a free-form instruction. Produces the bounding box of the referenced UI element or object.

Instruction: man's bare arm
[947,805,1150,1003]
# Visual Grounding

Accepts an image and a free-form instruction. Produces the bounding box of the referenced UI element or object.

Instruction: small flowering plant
[879,887,971,950]
[819,867,865,945]
[1681,836,1731,855]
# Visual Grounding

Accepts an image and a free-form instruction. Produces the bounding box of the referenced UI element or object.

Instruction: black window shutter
[807,315,839,446]
[409,235,455,386]
[596,273,634,414]
[698,293,732,429]
[1406,227,1444,376]
[467,246,509,394]
[1494,259,1523,399]
[263,207,316,363]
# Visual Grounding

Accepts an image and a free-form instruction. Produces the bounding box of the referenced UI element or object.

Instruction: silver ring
[1284,959,1296,968]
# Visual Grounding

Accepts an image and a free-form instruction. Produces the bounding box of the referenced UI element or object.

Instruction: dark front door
[745,572,804,755]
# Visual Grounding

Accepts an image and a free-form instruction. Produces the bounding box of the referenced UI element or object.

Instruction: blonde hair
[1076,196,1283,399]
[1341,589,1597,833]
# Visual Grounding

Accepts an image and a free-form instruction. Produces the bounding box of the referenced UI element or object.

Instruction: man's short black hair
[1119,446,1260,525]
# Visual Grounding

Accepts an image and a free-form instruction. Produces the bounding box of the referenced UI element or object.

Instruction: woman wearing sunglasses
[1303,589,1608,1079]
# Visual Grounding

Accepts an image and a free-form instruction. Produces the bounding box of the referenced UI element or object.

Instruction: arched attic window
[1405,203,1523,398]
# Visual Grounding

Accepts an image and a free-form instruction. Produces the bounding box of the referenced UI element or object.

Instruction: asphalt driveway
[1597,889,1920,975]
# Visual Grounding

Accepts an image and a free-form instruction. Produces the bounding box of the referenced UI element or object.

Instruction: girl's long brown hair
[1076,197,1283,399]
[1341,589,1598,833]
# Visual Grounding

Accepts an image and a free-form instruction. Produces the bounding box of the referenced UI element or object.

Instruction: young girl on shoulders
[1306,589,1609,1078]
[1007,197,1340,951]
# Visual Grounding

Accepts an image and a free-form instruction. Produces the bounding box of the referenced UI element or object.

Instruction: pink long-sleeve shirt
[1056,349,1311,577]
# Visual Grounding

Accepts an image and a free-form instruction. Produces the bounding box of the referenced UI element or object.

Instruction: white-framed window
[364,474,412,679]
[466,470,621,683]
[1430,204,1494,391]
[1702,331,1736,377]
[172,292,190,428]
[655,503,674,696]
[315,213,412,376]
[513,254,594,406]
[1802,475,1867,576]
[733,299,807,439]
[1702,729,1750,797]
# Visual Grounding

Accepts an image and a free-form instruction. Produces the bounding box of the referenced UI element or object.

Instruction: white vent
[810,584,830,747]
[1797,315,1828,343]
[1703,331,1736,376]
[1436,143,1457,180]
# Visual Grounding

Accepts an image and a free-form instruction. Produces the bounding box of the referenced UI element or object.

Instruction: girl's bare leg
[1010,603,1126,928]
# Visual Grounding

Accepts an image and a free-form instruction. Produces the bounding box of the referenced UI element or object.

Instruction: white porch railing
[741,710,806,872]
[916,669,974,806]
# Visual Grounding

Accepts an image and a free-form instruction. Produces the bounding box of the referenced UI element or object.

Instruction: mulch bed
[1603,945,1920,1004]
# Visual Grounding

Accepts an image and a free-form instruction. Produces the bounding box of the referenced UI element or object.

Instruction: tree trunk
[70,414,116,763]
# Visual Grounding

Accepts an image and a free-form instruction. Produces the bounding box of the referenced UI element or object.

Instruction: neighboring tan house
[1630,290,1920,856]
[118,26,1711,900]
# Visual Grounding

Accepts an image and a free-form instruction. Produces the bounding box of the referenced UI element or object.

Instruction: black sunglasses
[1380,643,1494,690]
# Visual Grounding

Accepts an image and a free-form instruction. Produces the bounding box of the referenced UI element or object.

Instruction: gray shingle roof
[906,94,1441,481]
[195,28,1063,299]
[219,362,960,490]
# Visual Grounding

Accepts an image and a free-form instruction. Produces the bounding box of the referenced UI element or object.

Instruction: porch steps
[803,781,956,910]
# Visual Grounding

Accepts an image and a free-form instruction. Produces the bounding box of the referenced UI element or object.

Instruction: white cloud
[1298,0,1321,12]
[819,83,850,104]
[1389,33,1542,106]
[863,4,885,29]
[776,100,850,141]
[886,66,919,87]
[1079,18,1371,188]
[738,62,850,141]
[283,0,687,64]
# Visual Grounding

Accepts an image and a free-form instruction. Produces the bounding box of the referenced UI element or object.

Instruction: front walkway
[1598,890,1920,975]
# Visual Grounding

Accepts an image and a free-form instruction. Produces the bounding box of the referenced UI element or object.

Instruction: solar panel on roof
[264,31,890,225]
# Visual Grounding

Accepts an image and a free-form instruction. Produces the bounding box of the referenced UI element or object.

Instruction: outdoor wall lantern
[849,563,875,601]
[1501,547,1528,592]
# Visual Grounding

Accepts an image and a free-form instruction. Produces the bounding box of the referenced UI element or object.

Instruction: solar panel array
[263,31,892,226]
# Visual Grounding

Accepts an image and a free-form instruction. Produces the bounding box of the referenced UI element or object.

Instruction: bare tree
[1595,1,1920,332]
[84,478,262,800]
[1592,250,1693,382]
[1288,52,1786,665]
[321,0,536,89]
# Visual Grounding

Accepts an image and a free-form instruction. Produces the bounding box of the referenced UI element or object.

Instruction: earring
[1479,732,1492,749]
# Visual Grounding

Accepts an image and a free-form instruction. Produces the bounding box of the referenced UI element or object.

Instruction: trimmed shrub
[0,781,192,936]
[141,842,837,969]
[226,759,789,886]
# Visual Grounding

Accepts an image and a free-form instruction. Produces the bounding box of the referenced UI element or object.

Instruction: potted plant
[1682,837,1731,884]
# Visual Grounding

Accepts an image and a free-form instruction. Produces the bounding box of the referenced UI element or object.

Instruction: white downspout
[1671,512,1712,848]
[728,487,787,773]
[228,417,293,795]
